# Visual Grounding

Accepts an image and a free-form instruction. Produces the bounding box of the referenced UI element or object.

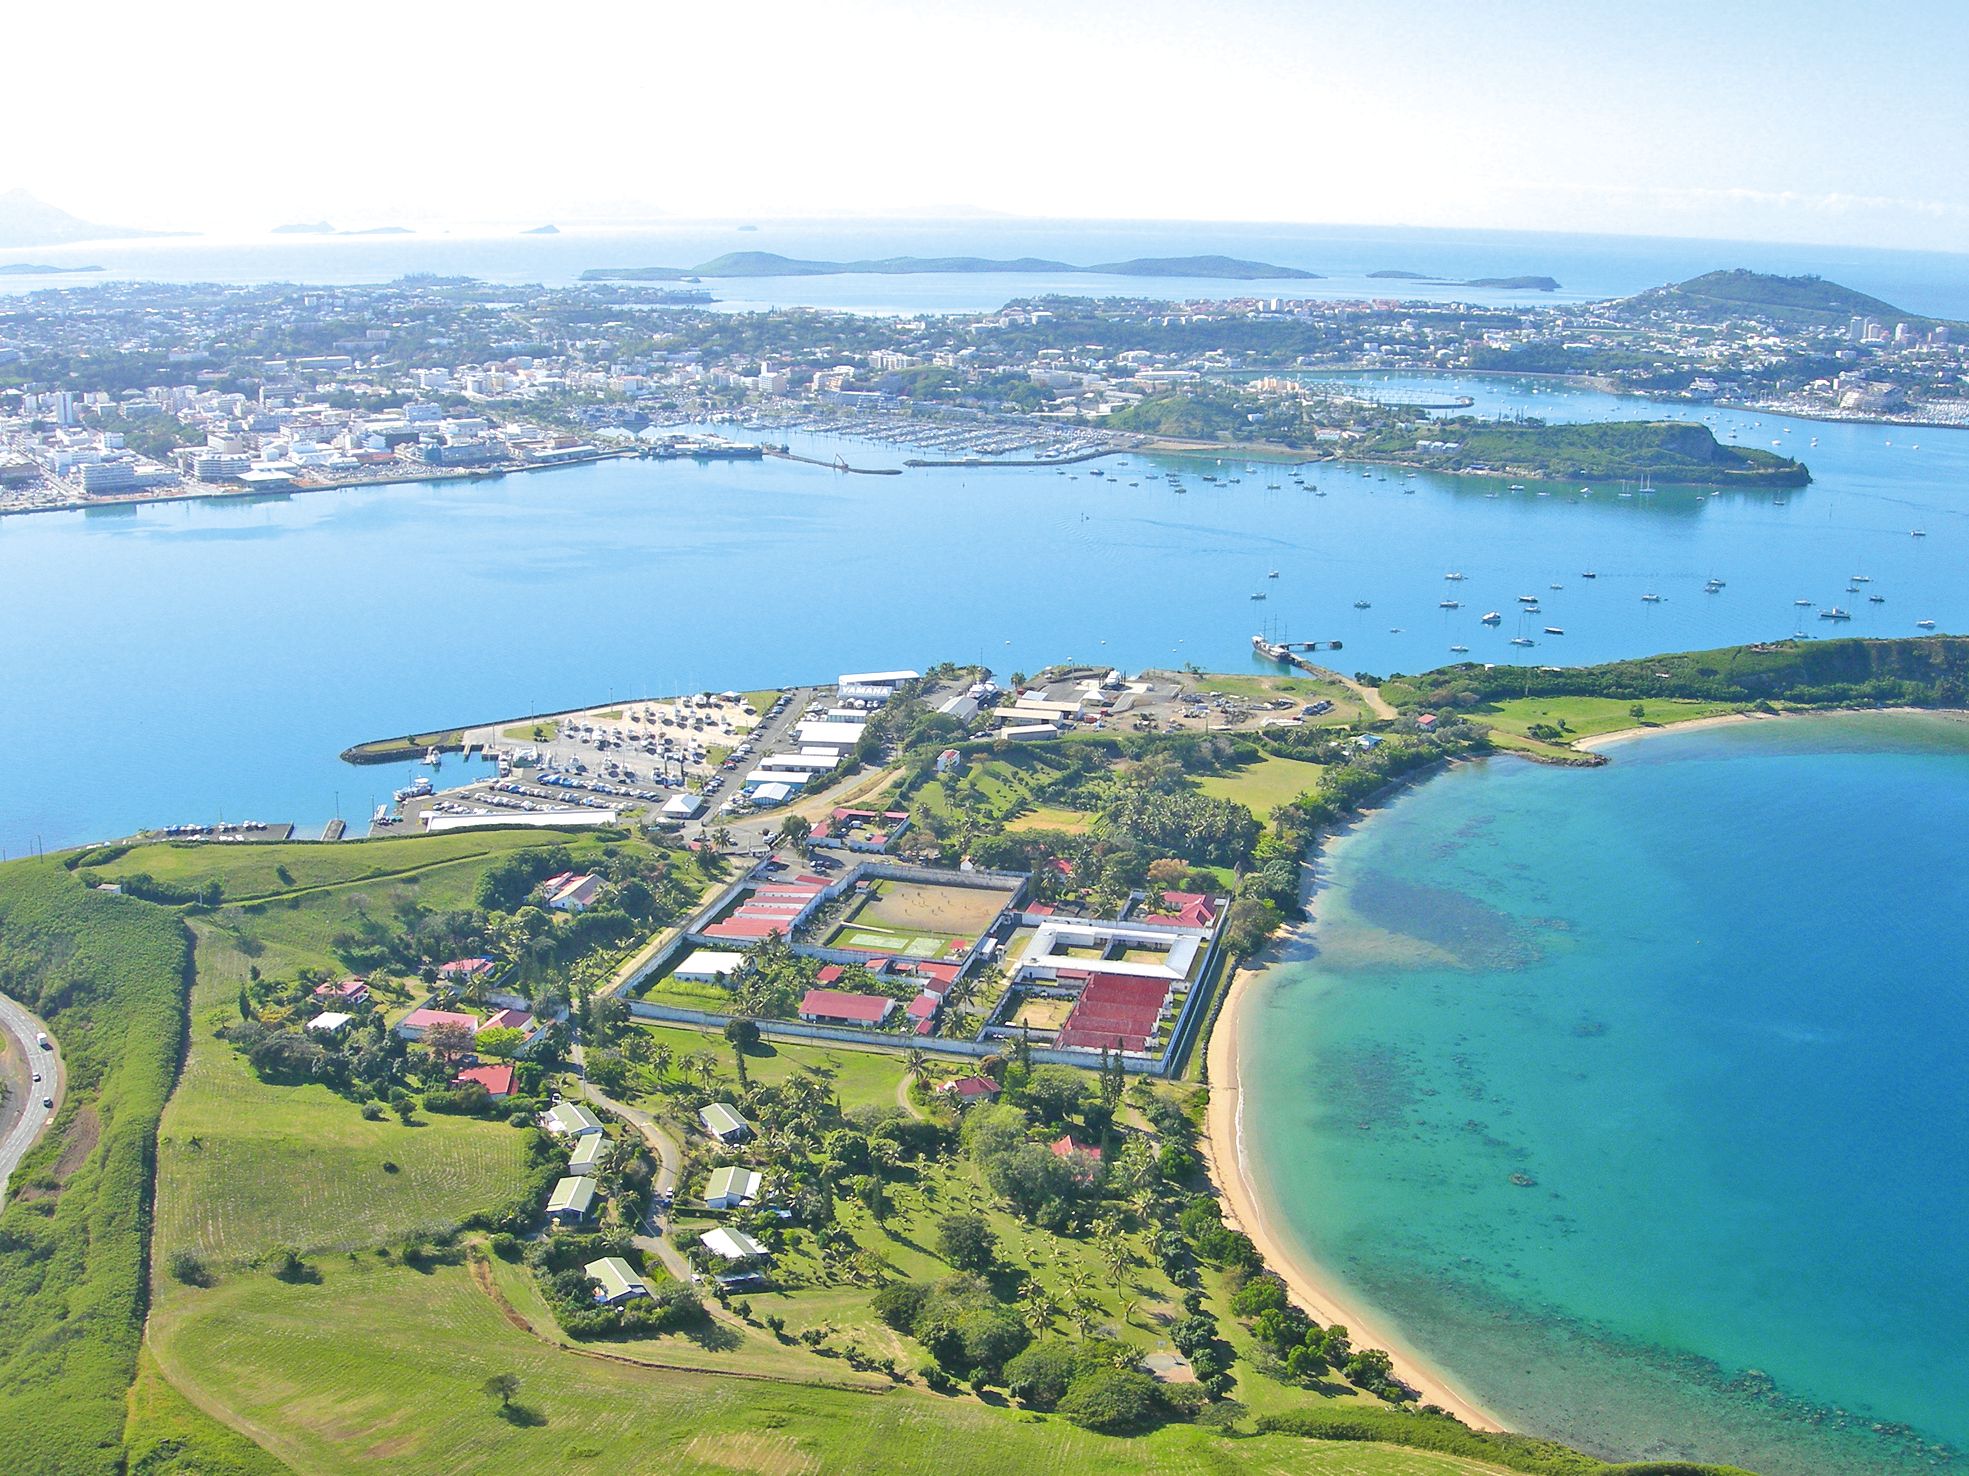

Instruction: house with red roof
[437,956,496,980]
[452,1062,518,1099]
[313,976,370,1005]
[1145,890,1220,929]
[905,993,940,1027]
[1049,1134,1102,1160]
[797,989,897,1027]
[539,872,605,912]
[397,1006,481,1042]
[936,1075,1000,1103]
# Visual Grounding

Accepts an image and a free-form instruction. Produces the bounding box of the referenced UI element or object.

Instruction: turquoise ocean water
[1237,714,1969,1474]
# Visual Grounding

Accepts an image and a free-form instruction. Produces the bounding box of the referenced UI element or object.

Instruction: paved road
[0,991,63,1208]
[569,1043,693,1281]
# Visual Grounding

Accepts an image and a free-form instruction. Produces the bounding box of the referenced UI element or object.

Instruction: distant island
[1368,269,1559,290]
[0,188,164,249]
[0,262,104,275]
[270,223,413,237]
[582,252,1319,282]
[1626,268,1957,330]
[1363,417,1810,486]
[523,223,560,235]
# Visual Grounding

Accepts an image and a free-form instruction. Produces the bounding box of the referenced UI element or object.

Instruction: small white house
[543,1102,604,1137]
[699,1102,752,1144]
[584,1255,650,1305]
[306,1011,353,1035]
[568,1132,608,1174]
[704,1166,761,1209]
[700,1226,769,1262]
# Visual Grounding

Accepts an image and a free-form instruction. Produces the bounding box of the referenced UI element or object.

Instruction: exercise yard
[859,877,1014,937]
[825,919,961,959]
[1008,995,1074,1030]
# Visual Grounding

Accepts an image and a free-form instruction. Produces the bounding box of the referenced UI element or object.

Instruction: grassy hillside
[0,862,191,1476]
[1366,419,1809,486]
[1630,269,1950,329]
[154,925,529,1270]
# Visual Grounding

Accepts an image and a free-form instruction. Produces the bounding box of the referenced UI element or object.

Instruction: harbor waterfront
[1226,712,1969,1475]
[5,381,1969,857]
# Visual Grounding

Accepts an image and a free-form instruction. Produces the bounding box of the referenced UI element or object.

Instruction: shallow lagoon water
[1239,713,1969,1474]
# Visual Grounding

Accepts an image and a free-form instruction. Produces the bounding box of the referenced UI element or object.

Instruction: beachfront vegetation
[1382,636,1969,722]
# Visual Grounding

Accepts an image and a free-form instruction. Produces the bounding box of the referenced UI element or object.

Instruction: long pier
[902,447,1116,469]
[763,447,902,476]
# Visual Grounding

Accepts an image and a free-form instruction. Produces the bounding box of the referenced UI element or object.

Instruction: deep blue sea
[1238,713,1969,1475]
[4,375,1965,856]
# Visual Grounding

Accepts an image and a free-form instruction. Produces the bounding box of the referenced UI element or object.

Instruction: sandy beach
[1203,946,1506,1431]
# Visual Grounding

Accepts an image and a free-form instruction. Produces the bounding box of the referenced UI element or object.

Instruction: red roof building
[313,976,370,1003]
[937,1075,1000,1101]
[1146,891,1219,929]
[437,956,495,979]
[480,1007,537,1036]
[452,1062,518,1098]
[797,989,897,1026]
[398,1007,481,1042]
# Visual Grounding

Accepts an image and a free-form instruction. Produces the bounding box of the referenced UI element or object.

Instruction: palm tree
[903,1048,929,1084]
[649,1041,673,1083]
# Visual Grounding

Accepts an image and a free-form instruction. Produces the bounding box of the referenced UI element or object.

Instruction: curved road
[569,1043,693,1281]
[0,991,63,1208]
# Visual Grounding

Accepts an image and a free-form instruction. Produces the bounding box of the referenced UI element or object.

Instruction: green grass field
[1004,803,1096,833]
[154,926,530,1269]
[1475,695,1742,744]
[88,828,595,905]
[148,1251,1520,1476]
[632,1023,908,1114]
[1195,754,1328,816]
[828,922,956,958]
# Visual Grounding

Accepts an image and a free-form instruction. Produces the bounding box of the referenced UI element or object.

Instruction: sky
[11,0,1969,251]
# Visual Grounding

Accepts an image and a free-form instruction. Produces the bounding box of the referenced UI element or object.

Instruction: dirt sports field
[858,879,1013,938]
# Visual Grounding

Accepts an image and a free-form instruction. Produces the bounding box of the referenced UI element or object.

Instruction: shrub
[934,1212,998,1271]
[1004,1339,1090,1410]
[168,1250,209,1287]
[1057,1366,1162,1434]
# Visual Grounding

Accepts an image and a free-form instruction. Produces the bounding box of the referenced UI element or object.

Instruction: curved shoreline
[1199,703,1969,1446]
[1201,790,1507,1433]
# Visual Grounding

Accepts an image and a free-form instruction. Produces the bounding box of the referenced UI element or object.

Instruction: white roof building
[700,1226,770,1261]
[584,1255,650,1304]
[543,1102,605,1137]
[699,1102,752,1142]
[675,949,749,983]
[704,1165,762,1209]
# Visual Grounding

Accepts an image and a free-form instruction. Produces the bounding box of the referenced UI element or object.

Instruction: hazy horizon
[9,0,1968,254]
